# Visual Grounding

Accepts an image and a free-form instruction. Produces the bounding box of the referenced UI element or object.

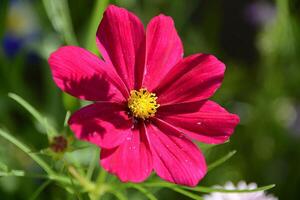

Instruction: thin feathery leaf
[108,190,128,200]
[29,180,52,200]
[172,188,204,200]
[183,184,276,193]
[127,184,158,200]
[208,150,237,171]
[64,111,71,127]
[8,93,57,136]
[143,181,275,193]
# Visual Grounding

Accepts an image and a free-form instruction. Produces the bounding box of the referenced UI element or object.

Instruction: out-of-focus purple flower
[2,36,23,57]
[2,0,40,57]
[245,1,276,27]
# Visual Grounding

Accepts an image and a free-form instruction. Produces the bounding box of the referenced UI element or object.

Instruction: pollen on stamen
[127,88,160,120]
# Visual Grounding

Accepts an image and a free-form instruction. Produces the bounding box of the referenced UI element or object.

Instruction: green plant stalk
[183,184,276,193]
[0,129,79,187]
[90,168,109,200]
[96,167,108,185]
[29,180,52,200]
[85,0,109,53]
[86,147,99,180]
[68,166,95,192]
[126,184,158,200]
[106,189,128,200]
[0,169,74,185]
[172,188,204,200]
[64,111,71,127]
[0,129,54,175]
[42,0,78,45]
[142,182,275,193]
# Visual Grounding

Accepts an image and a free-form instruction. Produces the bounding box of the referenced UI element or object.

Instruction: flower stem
[0,129,76,186]
[86,147,99,180]
[85,0,109,54]
[0,129,54,175]
[68,166,95,192]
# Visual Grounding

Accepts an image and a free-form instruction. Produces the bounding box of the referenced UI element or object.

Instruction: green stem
[142,182,275,193]
[42,0,78,45]
[89,168,109,200]
[68,166,95,192]
[85,0,109,53]
[29,180,52,200]
[0,170,75,185]
[96,167,107,185]
[86,148,99,180]
[183,184,276,193]
[126,184,157,200]
[172,188,203,200]
[109,191,128,200]
[0,129,54,175]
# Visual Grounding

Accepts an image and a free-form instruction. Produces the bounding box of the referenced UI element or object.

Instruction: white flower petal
[203,181,278,200]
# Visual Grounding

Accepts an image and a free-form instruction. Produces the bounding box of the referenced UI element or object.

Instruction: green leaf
[85,0,109,54]
[42,0,78,45]
[8,93,57,136]
[207,150,237,171]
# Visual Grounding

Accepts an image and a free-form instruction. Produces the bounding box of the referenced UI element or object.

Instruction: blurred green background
[1,0,300,199]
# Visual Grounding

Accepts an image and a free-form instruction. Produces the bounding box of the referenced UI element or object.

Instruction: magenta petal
[96,5,145,90]
[100,124,153,182]
[154,54,225,105]
[142,14,183,90]
[49,46,127,101]
[157,100,240,144]
[147,118,207,186]
[68,102,132,149]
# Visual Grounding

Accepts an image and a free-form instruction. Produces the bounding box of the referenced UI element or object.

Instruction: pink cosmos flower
[48,5,239,186]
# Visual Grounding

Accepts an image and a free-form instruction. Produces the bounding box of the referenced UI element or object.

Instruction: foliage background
[0,0,300,199]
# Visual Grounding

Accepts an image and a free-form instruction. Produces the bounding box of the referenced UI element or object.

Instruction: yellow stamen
[127,88,159,120]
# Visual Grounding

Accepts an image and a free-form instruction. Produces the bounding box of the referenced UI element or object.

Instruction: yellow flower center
[127,88,159,120]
